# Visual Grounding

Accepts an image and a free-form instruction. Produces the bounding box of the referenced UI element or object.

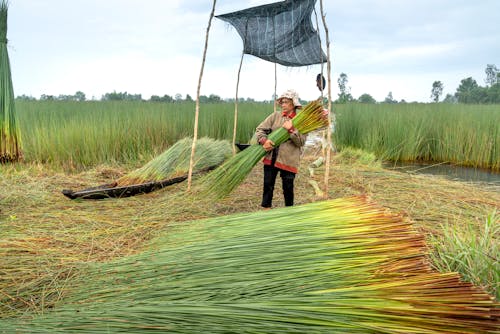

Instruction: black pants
[261,165,296,208]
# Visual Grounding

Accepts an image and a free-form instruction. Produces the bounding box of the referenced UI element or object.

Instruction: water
[383,161,500,188]
[305,131,500,188]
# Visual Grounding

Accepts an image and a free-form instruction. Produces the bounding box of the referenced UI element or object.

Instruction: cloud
[7,0,500,102]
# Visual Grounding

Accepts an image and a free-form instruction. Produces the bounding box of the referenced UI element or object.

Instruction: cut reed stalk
[3,197,498,333]
[116,137,232,186]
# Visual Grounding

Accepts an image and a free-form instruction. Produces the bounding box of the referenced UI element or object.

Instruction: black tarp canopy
[216,0,326,67]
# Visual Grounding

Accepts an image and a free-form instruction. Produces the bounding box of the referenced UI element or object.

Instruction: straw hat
[277,89,302,109]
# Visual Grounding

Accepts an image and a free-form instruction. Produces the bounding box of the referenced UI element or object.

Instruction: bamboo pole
[187,0,217,191]
[232,50,245,156]
[319,0,333,199]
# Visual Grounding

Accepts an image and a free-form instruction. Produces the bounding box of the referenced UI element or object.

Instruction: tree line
[15,91,242,103]
[15,64,500,104]
[337,64,500,104]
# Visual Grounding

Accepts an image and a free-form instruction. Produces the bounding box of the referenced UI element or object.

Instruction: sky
[5,0,500,103]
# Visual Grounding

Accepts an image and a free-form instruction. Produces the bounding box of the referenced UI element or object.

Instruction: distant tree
[199,95,209,103]
[57,94,72,101]
[383,92,397,104]
[455,77,479,103]
[162,94,174,102]
[16,94,36,101]
[175,93,183,102]
[74,91,86,102]
[358,93,376,104]
[103,91,124,101]
[40,94,56,101]
[336,73,353,103]
[485,64,499,86]
[185,94,193,102]
[151,94,173,102]
[102,91,142,101]
[430,81,444,102]
[473,86,490,103]
[208,94,221,103]
[486,82,500,103]
[131,93,143,101]
[442,93,458,103]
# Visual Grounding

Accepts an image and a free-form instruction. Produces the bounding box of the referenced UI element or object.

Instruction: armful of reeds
[201,99,328,199]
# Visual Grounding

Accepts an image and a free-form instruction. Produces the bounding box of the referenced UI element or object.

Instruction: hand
[262,139,275,151]
[282,120,293,131]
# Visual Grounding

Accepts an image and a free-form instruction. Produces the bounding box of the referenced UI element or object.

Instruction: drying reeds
[201,99,328,199]
[116,137,232,186]
[0,0,22,163]
[3,197,499,333]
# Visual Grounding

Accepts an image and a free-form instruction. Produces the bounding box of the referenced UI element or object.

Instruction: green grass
[15,101,500,172]
[429,210,499,300]
[333,103,500,170]
[15,100,270,170]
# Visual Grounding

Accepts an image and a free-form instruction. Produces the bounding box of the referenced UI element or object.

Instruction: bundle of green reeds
[0,0,22,163]
[3,197,498,333]
[202,99,328,199]
[116,137,232,186]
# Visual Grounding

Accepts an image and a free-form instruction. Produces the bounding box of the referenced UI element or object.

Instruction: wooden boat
[62,166,216,200]
[235,143,250,151]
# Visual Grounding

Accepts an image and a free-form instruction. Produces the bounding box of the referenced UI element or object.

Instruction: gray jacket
[255,111,307,173]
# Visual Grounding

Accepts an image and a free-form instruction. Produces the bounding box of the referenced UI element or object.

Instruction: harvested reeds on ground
[1,148,498,319]
[201,99,327,199]
[2,197,498,333]
[116,137,232,186]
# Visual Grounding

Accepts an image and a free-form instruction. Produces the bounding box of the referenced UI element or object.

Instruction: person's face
[279,98,295,113]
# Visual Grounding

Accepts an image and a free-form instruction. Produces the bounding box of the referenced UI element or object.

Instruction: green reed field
[15,100,270,170]
[14,100,500,171]
[334,103,500,171]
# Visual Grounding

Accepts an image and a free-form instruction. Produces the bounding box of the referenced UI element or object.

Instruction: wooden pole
[187,0,217,191]
[232,50,245,155]
[319,0,333,199]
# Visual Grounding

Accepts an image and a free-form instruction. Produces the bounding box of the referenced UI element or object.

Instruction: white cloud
[7,0,500,102]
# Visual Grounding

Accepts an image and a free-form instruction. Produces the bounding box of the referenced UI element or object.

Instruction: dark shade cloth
[216,0,326,67]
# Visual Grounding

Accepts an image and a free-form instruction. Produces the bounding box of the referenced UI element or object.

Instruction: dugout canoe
[235,143,250,151]
[62,166,216,200]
